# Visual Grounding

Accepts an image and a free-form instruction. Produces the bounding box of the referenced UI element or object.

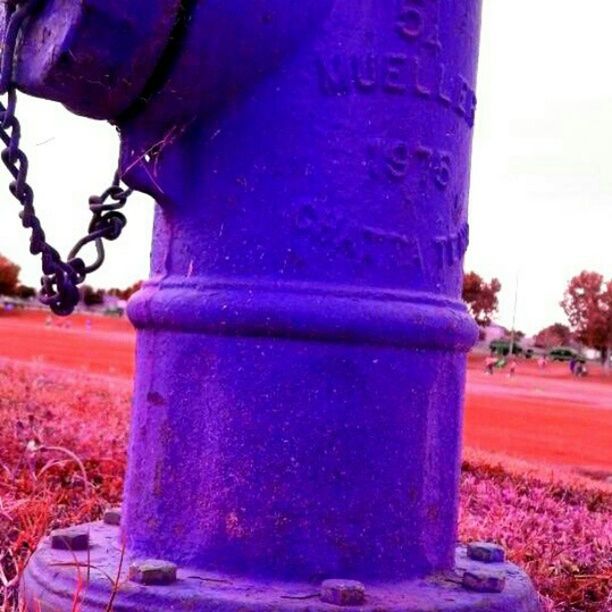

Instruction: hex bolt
[50,527,90,551]
[103,507,122,526]
[467,542,506,564]
[320,579,366,606]
[462,569,506,593]
[128,559,177,586]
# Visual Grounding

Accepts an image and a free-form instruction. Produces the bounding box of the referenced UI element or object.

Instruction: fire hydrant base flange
[21,521,541,611]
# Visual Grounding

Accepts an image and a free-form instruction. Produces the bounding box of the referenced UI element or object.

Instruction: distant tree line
[0,251,143,308]
[107,281,143,301]
[462,269,612,363]
[0,254,36,300]
[79,281,143,307]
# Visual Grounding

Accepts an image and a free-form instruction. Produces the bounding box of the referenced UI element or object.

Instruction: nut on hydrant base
[22,521,541,611]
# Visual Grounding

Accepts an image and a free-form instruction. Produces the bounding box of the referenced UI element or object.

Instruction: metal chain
[0,0,133,316]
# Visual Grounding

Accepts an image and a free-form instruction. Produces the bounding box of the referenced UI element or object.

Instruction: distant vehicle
[489,339,533,357]
[547,347,586,363]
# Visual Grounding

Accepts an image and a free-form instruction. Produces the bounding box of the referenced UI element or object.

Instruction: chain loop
[0,0,133,315]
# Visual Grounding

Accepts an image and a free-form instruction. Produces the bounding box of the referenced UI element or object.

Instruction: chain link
[0,0,133,315]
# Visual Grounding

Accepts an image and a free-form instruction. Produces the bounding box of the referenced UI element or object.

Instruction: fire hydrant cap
[7,0,183,120]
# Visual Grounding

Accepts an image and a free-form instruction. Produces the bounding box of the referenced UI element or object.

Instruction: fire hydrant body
[16,1,540,609]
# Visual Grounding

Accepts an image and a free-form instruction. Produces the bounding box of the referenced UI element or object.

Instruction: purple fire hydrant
[11,0,540,609]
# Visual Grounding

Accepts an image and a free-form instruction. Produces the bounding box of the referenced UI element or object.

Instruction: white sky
[466,0,612,334]
[0,0,610,335]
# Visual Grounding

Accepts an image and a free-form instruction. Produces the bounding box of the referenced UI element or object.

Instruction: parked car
[547,347,586,363]
[489,339,525,356]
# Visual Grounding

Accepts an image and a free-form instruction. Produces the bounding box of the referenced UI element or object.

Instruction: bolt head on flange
[462,569,506,594]
[50,527,89,551]
[467,541,506,564]
[102,507,121,526]
[128,559,177,586]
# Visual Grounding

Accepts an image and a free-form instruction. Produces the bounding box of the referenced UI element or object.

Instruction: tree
[462,271,502,327]
[0,254,20,296]
[561,271,612,363]
[80,285,105,307]
[16,285,36,300]
[108,281,143,301]
[534,323,572,349]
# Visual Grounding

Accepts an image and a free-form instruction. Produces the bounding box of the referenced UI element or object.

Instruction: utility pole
[508,273,520,357]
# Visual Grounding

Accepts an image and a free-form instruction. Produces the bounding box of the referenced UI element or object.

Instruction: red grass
[460,450,612,611]
[0,361,610,611]
[0,363,129,610]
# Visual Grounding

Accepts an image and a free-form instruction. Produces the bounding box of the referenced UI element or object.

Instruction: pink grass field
[0,311,611,610]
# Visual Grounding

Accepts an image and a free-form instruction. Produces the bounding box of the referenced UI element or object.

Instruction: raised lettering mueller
[317,53,477,127]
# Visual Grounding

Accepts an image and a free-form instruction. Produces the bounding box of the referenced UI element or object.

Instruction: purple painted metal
[17,0,541,609]
[121,0,479,582]
[9,0,182,119]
